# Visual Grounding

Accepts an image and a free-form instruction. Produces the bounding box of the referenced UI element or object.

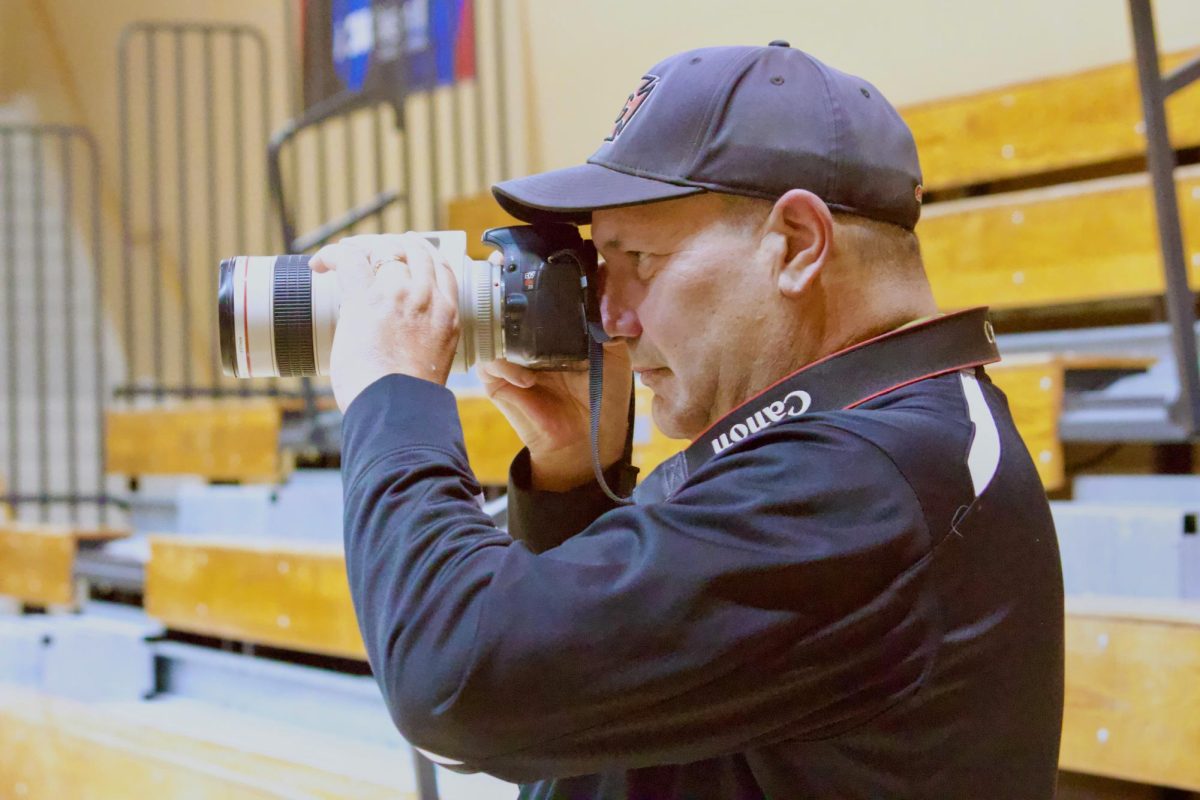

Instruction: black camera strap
[588,307,1000,506]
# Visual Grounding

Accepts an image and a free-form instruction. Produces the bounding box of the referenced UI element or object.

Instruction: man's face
[593,193,773,439]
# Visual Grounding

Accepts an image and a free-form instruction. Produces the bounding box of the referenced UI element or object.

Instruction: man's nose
[600,290,643,340]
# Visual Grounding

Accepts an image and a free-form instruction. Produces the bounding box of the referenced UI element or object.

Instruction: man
[314,42,1064,799]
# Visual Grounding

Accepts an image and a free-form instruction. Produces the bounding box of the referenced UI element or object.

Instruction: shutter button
[768,40,790,48]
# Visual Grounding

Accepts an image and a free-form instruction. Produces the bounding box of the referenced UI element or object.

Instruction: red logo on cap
[606,75,659,142]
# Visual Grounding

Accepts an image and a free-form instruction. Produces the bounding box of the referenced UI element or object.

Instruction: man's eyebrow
[598,237,622,252]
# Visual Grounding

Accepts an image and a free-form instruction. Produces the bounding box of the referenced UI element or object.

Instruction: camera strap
[588,307,1000,506]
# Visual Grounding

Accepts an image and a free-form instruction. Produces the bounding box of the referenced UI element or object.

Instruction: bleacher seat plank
[457,389,684,487]
[0,523,129,608]
[0,684,415,799]
[921,165,1200,311]
[0,477,11,521]
[1054,354,1159,373]
[274,394,339,413]
[448,191,596,260]
[447,192,524,260]
[1062,597,1200,791]
[986,355,1155,491]
[460,366,1082,492]
[106,401,283,483]
[145,536,366,660]
[986,358,1065,489]
[456,392,527,486]
[631,387,686,470]
[903,49,1200,191]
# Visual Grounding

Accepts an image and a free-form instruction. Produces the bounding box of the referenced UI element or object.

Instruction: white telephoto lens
[218,232,503,379]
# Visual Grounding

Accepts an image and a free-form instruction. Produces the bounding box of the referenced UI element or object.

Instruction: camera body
[483,225,597,371]
[218,224,600,379]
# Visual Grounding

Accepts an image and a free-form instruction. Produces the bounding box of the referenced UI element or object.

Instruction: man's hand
[311,233,460,413]
[479,342,632,492]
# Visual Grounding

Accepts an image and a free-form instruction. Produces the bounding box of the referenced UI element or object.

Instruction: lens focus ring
[474,266,495,363]
[272,255,316,377]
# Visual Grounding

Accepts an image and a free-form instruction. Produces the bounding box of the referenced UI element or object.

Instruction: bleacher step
[998,321,1199,442]
[1054,501,1200,599]
[1061,597,1200,791]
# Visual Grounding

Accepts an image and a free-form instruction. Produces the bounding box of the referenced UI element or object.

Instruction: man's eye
[631,252,661,281]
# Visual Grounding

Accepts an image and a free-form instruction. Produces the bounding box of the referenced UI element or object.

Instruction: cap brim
[492,163,705,225]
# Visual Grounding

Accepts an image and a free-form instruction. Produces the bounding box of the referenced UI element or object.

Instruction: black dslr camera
[218,224,601,378]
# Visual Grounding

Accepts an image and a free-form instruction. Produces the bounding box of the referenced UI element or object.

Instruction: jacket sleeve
[504,448,631,553]
[341,374,939,784]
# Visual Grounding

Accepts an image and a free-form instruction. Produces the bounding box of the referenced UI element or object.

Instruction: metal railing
[109,2,517,432]
[116,21,280,401]
[0,125,117,525]
[1127,0,1200,440]
[267,0,516,446]
[271,0,512,253]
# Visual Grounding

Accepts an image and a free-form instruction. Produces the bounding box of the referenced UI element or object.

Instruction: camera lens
[217,255,337,378]
[218,233,503,379]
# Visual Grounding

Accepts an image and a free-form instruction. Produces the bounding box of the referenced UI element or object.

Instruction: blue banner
[331,0,375,92]
[404,0,475,90]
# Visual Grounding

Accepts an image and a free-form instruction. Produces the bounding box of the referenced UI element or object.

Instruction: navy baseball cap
[492,42,924,230]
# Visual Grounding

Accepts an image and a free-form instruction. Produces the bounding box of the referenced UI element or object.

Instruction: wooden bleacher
[460,388,684,486]
[145,535,364,660]
[136,539,1200,794]
[921,167,1200,311]
[106,400,286,484]
[0,522,129,609]
[904,49,1200,192]
[986,355,1159,490]
[103,390,683,488]
[104,49,1200,492]
[0,682,416,798]
[908,47,1200,317]
[1061,597,1200,791]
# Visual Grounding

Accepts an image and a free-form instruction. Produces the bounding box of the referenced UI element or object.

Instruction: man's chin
[649,393,702,441]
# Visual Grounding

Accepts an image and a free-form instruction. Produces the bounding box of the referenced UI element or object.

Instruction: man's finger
[339,233,407,266]
[433,247,458,306]
[310,242,373,296]
[477,359,536,389]
[372,255,412,298]
[393,233,437,305]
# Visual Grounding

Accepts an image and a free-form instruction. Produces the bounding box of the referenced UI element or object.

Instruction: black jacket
[341,366,1064,799]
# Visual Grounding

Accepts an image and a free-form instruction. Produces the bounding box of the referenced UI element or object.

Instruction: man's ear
[765,189,834,298]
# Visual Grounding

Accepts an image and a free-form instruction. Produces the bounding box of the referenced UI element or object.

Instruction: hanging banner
[331,0,373,92]
[301,0,476,116]
[404,0,476,90]
[302,0,408,112]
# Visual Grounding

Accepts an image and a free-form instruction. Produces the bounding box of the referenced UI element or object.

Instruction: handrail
[1127,0,1200,439]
